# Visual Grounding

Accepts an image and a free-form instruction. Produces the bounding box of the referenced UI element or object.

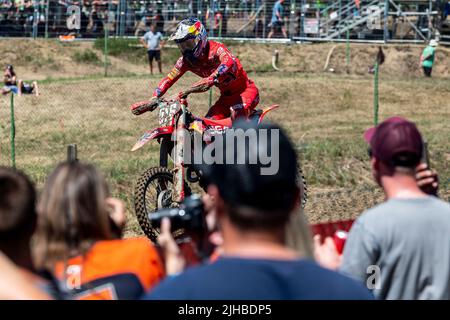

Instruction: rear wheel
[134,166,190,243]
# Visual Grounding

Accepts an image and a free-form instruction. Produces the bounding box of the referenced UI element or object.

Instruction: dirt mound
[233,42,450,78]
[2,39,450,80]
[0,39,143,80]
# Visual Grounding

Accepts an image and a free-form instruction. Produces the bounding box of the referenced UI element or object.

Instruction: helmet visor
[177,38,197,54]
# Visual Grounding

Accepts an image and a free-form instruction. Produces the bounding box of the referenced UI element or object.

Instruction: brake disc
[157,189,172,209]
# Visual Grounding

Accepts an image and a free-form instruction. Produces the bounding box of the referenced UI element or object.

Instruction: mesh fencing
[1,74,448,235]
[0,75,215,235]
[0,0,442,41]
[0,75,213,175]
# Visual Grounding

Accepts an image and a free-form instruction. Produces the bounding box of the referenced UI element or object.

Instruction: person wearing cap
[420,39,438,77]
[142,120,373,300]
[315,116,450,300]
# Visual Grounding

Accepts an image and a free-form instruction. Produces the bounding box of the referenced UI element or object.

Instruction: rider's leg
[205,94,234,120]
[206,82,260,120]
[17,80,23,96]
[33,81,39,96]
[237,80,260,118]
[148,51,154,75]
[156,50,162,74]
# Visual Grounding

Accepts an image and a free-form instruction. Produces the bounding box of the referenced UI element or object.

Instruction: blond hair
[34,162,114,270]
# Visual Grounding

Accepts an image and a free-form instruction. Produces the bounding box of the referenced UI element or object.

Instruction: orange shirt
[54,237,164,300]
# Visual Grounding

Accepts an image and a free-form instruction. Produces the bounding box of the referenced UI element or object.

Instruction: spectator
[0,167,62,299]
[0,251,51,300]
[268,0,287,39]
[88,8,103,36]
[18,80,39,96]
[1,65,39,96]
[213,9,227,37]
[143,121,373,300]
[140,24,164,75]
[34,161,164,300]
[315,116,450,300]
[420,39,438,77]
[2,64,17,94]
[135,15,151,37]
[154,8,165,34]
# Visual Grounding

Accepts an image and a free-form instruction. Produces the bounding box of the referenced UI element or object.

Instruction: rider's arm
[206,45,238,86]
[140,36,147,49]
[152,57,188,98]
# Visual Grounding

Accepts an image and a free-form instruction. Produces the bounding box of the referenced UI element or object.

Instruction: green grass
[1,71,449,233]
[71,49,102,65]
[93,37,180,66]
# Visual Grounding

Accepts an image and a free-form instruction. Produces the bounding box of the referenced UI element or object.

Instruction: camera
[148,194,206,232]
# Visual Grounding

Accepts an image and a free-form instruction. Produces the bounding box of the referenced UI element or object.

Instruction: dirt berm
[2,39,450,79]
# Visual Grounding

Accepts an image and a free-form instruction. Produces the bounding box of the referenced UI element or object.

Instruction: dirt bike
[130,91,307,243]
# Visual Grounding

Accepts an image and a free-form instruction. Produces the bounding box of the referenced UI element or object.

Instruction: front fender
[258,104,279,124]
[131,126,174,151]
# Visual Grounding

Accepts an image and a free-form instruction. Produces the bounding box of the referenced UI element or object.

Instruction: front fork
[172,99,187,203]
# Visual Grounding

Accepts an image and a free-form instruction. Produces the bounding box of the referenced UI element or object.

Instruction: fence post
[373,62,379,126]
[383,0,389,42]
[32,0,38,38]
[338,0,342,39]
[10,93,16,168]
[300,0,305,39]
[346,28,350,68]
[67,144,78,162]
[209,88,213,109]
[116,0,120,37]
[45,0,49,38]
[218,16,222,40]
[104,28,108,77]
[263,2,267,38]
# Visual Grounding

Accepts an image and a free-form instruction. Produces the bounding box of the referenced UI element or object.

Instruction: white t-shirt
[142,31,163,51]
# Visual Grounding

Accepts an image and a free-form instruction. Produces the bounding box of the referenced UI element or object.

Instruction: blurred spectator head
[0,167,37,260]
[364,116,423,183]
[34,161,116,269]
[150,23,156,32]
[0,166,36,239]
[200,120,301,233]
[5,64,14,74]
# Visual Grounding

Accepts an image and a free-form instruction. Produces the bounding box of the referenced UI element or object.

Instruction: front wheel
[134,166,190,242]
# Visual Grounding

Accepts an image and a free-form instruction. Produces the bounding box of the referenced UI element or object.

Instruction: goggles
[177,38,197,54]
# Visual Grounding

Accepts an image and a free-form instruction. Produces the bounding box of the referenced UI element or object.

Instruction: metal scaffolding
[0,0,443,43]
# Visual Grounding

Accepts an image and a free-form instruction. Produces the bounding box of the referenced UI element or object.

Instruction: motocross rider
[131,18,260,120]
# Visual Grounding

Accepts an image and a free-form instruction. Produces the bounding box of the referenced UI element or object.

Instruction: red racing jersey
[153,41,250,97]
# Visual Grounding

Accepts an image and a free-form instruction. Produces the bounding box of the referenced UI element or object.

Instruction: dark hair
[0,167,37,241]
[200,121,300,231]
[390,152,421,169]
[34,161,114,269]
[5,64,15,76]
[226,192,299,231]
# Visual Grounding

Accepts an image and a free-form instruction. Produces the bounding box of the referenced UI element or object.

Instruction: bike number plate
[159,102,180,127]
